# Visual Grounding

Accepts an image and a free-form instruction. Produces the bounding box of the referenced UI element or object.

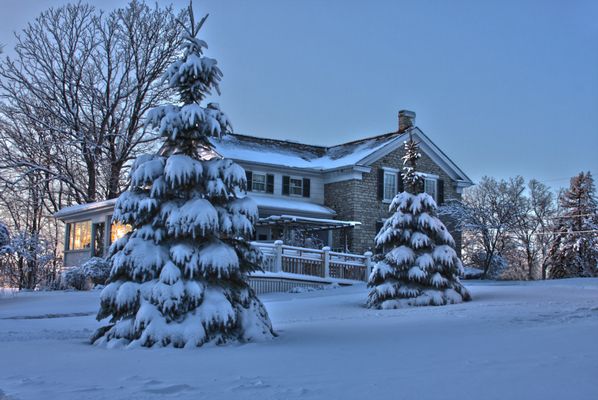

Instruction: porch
[54,198,371,294]
[248,241,373,293]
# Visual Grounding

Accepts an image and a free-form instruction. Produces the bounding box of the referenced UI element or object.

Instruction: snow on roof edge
[53,198,117,219]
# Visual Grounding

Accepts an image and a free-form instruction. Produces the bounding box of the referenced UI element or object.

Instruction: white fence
[252,240,373,282]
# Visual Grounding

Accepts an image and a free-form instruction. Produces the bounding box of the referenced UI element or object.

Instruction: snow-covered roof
[249,194,336,217]
[54,194,335,221]
[210,131,402,171]
[53,198,117,220]
[257,215,360,231]
[210,129,473,185]
[262,215,360,227]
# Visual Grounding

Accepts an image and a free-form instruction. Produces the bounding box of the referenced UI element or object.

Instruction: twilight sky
[1,0,597,189]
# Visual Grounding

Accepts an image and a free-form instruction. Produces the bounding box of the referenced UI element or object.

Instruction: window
[383,171,397,202]
[247,171,274,193]
[68,221,91,250]
[424,177,438,202]
[110,221,132,244]
[290,178,303,196]
[252,173,266,192]
[283,176,309,197]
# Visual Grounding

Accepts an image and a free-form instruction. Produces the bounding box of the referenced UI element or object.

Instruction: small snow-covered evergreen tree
[547,172,598,278]
[92,4,274,347]
[367,132,471,308]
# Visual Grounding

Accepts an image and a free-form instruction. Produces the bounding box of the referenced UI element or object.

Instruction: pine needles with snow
[367,132,471,308]
[547,171,598,278]
[92,5,275,348]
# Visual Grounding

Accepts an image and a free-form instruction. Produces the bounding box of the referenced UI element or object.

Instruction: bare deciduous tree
[441,176,527,278]
[511,179,556,279]
[0,1,184,204]
[0,1,186,288]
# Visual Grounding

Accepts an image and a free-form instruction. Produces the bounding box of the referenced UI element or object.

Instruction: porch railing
[252,240,373,282]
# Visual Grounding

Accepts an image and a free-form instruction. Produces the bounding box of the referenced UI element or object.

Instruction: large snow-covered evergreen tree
[547,172,598,278]
[92,5,275,348]
[367,132,471,308]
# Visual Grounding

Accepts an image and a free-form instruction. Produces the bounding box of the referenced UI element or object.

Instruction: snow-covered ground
[0,279,597,400]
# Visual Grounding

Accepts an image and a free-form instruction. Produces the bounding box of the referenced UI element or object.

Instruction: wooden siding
[238,162,325,204]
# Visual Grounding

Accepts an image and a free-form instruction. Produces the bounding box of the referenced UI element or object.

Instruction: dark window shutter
[377,168,384,200]
[397,172,404,193]
[438,179,445,204]
[245,171,253,191]
[374,221,384,254]
[302,178,311,197]
[282,175,290,195]
[266,174,274,194]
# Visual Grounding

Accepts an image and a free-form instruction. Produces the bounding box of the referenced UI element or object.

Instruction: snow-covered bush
[462,266,484,279]
[465,252,527,280]
[485,255,511,280]
[61,268,92,291]
[92,6,274,348]
[81,257,111,286]
[60,258,110,290]
[0,230,58,289]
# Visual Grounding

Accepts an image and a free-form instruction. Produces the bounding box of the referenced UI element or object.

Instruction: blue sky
[1,0,597,189]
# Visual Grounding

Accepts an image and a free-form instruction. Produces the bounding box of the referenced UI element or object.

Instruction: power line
[529,229,598,236]
[545,214,596,219]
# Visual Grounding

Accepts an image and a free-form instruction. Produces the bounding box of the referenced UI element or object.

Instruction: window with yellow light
[68,220,91,250]
[110,222,132,243]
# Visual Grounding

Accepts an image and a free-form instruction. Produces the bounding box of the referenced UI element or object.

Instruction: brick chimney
[398,109,416,133]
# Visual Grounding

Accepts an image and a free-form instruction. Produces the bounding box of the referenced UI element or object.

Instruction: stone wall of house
[325,146,464,255]
[324,179,358,252]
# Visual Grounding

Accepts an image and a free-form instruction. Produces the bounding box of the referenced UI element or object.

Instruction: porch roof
[53,198,117,221]
[54,195,337,222]
[256,214,360,232]
[250,194,336,218]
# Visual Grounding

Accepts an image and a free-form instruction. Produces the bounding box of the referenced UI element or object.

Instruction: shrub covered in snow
[462,266,484,279]
[61,268,92,291]
[92,6,274,348]
[465,252,527,280]
[81,257,111,286]
[60,258,110,290]
[367,132,470,308]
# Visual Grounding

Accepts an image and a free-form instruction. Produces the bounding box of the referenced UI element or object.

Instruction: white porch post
[274,240,283,273]
[322,246,331,278]
[364,251,373,281]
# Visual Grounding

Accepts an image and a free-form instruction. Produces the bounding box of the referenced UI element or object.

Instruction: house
[54,110,473,270]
